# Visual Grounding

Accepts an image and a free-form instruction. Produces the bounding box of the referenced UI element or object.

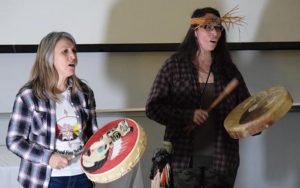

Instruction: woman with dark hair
[6,31,98,188]
[146,7,250,188]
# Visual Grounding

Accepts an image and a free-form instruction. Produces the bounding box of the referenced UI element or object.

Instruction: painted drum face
[81,118,147,183]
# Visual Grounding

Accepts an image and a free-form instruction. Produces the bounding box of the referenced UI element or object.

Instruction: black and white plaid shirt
[6,78,98,188]
[146,57,250,174]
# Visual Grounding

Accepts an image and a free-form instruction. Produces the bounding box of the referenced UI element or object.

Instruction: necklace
[198,63,213,108]
[199,71,213,83]
[194,58,212,82]
[199,66,212,95]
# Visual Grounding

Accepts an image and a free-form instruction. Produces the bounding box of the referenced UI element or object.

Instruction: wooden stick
[185,78,239,136]
[206,78,239,112]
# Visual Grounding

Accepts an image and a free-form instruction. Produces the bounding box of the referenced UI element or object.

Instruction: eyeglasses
[199,24,224,32]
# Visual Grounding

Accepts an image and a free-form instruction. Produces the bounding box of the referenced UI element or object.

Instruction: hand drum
[81,118,147,183]
[224,86,293,139]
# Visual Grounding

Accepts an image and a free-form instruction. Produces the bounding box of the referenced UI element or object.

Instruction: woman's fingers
[49,153,69,169]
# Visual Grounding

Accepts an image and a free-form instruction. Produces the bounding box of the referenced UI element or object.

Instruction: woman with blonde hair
[6,31,98,188]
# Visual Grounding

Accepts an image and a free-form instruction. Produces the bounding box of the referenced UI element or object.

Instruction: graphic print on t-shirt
[55,91,83,157]
[56,110,80,142]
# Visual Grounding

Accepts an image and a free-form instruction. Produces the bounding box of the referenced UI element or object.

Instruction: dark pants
[49,173,94,188]
[173,167,237,188]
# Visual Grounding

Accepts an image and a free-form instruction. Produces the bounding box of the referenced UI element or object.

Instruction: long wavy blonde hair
[24,31,83,101]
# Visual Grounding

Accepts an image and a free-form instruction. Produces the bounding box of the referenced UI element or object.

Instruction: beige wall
[0,0,300,44]
[0,0,300,187]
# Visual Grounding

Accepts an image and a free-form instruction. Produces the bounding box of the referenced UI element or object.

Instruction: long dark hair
[171,7,237,81]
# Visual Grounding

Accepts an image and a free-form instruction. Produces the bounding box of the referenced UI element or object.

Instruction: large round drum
[224,86,293,139]
[80,118,147,183]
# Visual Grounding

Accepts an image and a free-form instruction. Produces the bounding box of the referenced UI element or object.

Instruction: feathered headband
[191,6,245,30]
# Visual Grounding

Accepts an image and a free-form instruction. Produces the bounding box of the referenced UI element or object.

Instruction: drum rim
[81,118,147,183]
[224,86,293,139]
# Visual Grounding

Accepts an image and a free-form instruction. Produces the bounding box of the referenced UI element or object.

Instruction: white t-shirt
[51,90,84,177]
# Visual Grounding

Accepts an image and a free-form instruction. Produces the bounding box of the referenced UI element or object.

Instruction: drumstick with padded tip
[206,78,239,112]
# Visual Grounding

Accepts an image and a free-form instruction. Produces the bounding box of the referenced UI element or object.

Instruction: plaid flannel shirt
[6,79,98,188]
[146,58,250,174]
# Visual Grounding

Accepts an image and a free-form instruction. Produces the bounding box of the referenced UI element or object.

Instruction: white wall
[1,108,300,188]
[0,51,300,113]
[0,0,300,188]
[1,50,300,188]
[0,0,300,44]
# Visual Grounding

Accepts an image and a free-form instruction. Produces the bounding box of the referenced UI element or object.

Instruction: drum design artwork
[80,118,147,183]
[224,86,293,139]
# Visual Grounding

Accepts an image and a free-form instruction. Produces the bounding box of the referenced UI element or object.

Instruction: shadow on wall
[234,1,300,188]
[102,0,221,110]
[264,113,300,187]
[259,2,300,187]
[101,1,223,188]
[94,1,300,188]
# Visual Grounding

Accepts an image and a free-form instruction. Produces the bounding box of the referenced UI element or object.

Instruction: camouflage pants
[173,167,237,188]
